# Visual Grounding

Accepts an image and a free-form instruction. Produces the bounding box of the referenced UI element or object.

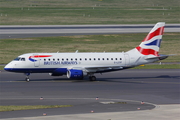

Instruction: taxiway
[0,24,180,39]
[0,69,179,119]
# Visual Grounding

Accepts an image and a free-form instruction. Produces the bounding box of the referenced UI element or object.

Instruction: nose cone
[4,63,13,72]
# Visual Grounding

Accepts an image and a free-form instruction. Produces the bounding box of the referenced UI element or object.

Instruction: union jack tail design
[136,22,165,56]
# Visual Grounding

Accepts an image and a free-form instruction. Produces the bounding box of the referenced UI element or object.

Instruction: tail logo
[144,39,162,47]
[136,23,164,56]
[29,55,52,62]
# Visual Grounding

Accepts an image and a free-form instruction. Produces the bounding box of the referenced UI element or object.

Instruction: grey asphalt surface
[0,24,180,39]
[0,69,179,119]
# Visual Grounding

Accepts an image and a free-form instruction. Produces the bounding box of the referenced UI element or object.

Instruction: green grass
[0,33,179,65]
[0,105,72,112]
[0,66,5,70]
[0,0,179,25]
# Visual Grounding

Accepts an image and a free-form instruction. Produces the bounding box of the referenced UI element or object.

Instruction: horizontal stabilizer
[145,54,174,60]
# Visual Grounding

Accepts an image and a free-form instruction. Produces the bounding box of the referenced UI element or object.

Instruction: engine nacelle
[67,69,85,79]
[49,73,63,76]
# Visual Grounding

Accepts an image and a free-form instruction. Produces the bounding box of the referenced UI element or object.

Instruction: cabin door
[33,54,40,67]
[124,53,130,66]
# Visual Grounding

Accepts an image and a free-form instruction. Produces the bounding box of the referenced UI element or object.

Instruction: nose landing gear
[25,73,30,82]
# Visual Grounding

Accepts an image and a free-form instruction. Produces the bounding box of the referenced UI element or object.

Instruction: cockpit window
[21,58,25,61]
[14,57,21,61]
[13,57,25,61]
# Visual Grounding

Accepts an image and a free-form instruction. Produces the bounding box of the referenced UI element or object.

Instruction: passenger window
[80,58,82,61]
[49,59,51,61]
[62,59,64,61]
[85,58,87,60]
[115,58,117,60]
[111,58,113,60]
[75,58,77,61]
[89,58,91,60]
[44,59,46,61]
[102,58,104,60]
[53,59,55,61]
[120,58,122,60]
[107,58,109,60]
[57,59,59,61]
[66,58,68,61]
[94,58,96,60]
[98,58,100,60]
[71,58,73,61]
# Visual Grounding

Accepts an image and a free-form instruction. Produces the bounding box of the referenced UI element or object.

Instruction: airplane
[4,22,169,82]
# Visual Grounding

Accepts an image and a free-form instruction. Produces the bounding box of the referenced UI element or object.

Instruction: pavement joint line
[0,97,157,107]
[0,97,157,112]
[1,104,179,120]
[0,80,179,84]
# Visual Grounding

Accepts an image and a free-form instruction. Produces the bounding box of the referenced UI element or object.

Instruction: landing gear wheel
[26,77,30,82]
[89,76,96,81]
[25,73,30,82]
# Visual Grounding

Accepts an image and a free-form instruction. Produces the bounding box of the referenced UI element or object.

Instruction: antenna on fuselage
[75,50,78,53]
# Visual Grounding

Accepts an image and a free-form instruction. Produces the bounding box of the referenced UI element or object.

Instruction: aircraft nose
[4,63,13,71]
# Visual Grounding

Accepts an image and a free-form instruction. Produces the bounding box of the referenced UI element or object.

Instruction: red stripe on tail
[143,26,164,42]
[136,46,159,56]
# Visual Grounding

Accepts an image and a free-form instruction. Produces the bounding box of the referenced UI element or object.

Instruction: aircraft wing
[86,66,124,72]
[70,66,123,73]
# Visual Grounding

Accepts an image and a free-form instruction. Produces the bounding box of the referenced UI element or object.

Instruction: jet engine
[67,69,86,79]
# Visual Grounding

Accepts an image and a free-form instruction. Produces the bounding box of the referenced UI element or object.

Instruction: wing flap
[85,66,123,72]
[69,66,123,73]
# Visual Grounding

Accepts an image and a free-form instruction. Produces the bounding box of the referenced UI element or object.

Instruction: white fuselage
[4,49,159,75]
[5,52,126,73]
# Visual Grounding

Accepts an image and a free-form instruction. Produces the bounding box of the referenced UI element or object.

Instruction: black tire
[26,78,30,82]
[89,76,96,81]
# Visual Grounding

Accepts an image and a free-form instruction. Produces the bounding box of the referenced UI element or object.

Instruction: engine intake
[67,69,84,79]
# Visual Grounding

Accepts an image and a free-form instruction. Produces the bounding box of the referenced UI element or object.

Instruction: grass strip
[0,33,179,64]
[0,0,179,25]
[0,66,5,70]
[0,105,73,112]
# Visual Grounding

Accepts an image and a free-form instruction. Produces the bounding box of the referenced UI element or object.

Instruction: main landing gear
[89,75,96,81]
[25,73,30,82]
